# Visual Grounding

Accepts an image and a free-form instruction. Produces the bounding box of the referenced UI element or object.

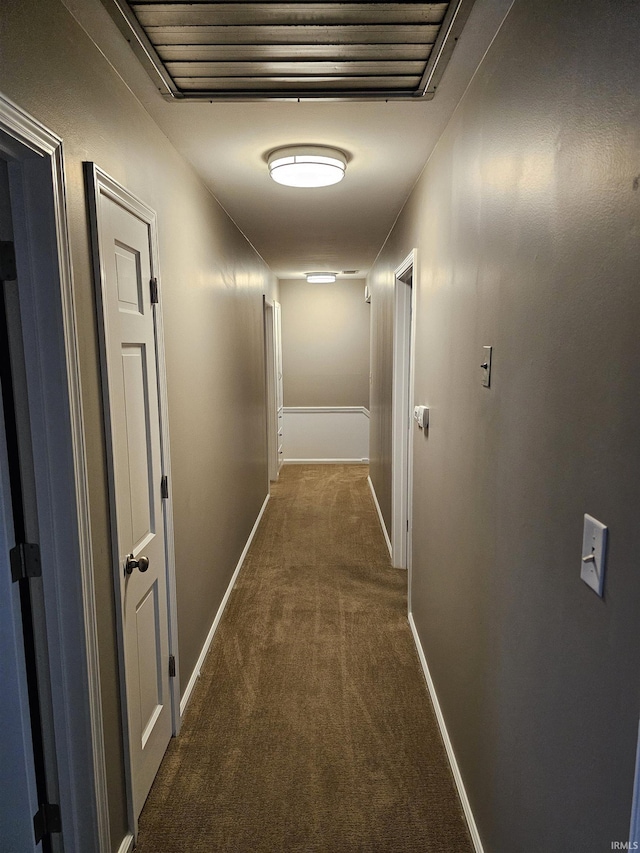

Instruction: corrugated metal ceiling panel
[101,1,477,100]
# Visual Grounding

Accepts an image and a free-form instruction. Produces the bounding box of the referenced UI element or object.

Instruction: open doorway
[391,250,417,584]
[0,94,109,850]
[0,153,55,853]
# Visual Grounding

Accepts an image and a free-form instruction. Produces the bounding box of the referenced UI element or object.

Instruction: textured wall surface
[1,2,275,848]
[279,278,370,408]
[369,1,640,850]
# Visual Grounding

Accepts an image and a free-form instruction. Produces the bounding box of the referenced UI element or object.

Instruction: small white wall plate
[581,514,607,597]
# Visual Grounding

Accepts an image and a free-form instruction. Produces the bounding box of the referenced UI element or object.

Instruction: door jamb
[391,249,417,593]
[0,93,110,851]
[84,163,180,836]
[263,297,278,484]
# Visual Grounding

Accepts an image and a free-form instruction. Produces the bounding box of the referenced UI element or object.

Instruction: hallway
[2,3,640,850]
[134,465,472,852]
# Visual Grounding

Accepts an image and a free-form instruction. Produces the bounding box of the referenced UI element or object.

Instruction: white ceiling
[65,0,513,279]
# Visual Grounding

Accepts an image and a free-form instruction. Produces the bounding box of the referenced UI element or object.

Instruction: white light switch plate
[481,346,492,387]
[581,514,607,597]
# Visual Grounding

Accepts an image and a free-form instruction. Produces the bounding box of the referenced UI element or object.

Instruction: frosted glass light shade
[268,146,347,188]
[306,273,337,283]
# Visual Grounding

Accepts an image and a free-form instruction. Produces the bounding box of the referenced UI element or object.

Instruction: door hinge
[33,802,61,844]
[407,519,409,532]
[150,277,158,304]
[0,240,17,282]
[10,542,41,583]
[169,655,176,678]
[161,475,169,499]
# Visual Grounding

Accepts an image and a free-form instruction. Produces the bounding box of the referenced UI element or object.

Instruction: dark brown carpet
[135,465,473,852]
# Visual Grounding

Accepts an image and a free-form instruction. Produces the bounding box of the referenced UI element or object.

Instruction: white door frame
[391,250,417,587]
[0,93,110,851]
[263,298,279,483]
[272,300,284,474]
[85,163,180,835]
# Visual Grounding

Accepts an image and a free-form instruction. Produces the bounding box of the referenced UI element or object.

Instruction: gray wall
[369,1,640,850]
[1,2,275,848]
[279,278,370,408]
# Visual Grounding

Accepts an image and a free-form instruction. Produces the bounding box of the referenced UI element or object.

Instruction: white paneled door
[88,168,173,823]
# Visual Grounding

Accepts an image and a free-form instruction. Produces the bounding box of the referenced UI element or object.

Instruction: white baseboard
[367,475,392,559]
[179,493,270,717]
[284,407,370,415]
[285,458,369,464]
[408,613,485,853]
[116,833,134,853]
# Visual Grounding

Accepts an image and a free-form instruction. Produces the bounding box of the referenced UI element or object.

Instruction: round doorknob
[124,554,150,575]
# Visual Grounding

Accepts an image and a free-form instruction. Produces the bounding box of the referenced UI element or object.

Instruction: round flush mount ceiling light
[306,272,337,283]
[268,146,347,188]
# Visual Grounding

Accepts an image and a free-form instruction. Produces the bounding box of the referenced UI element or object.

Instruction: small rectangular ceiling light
[306,273,336,283]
